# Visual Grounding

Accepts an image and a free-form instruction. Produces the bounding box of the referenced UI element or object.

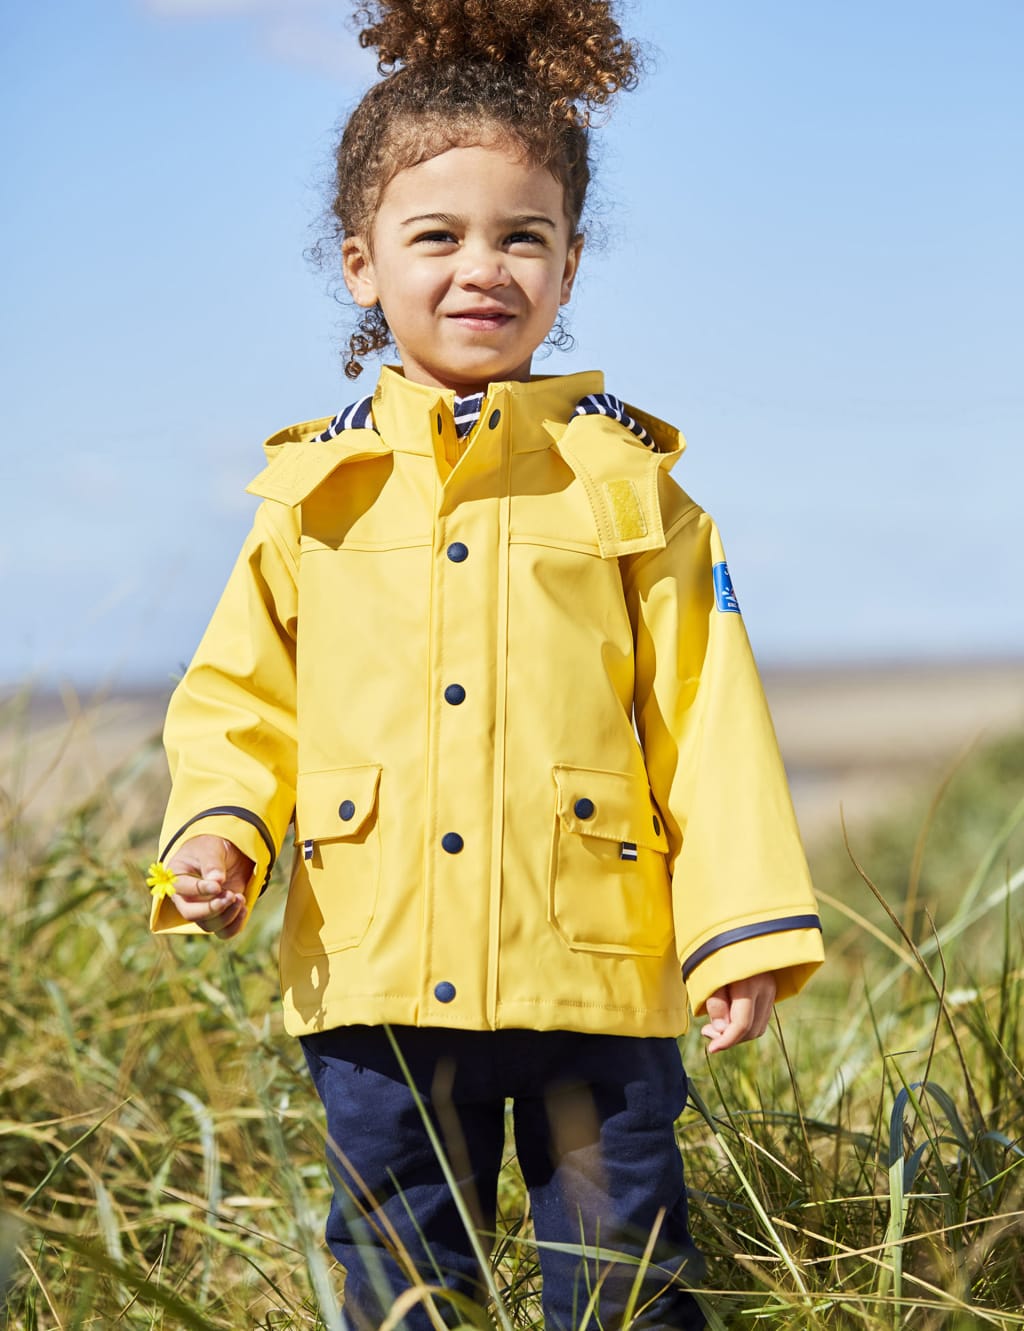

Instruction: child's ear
[342,236,378,308]
[560,234,584,306]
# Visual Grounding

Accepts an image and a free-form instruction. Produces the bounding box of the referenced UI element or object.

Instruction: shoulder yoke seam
[257,500,300,579]
[621,502,704,580]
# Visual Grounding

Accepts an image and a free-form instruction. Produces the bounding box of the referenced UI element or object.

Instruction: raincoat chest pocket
[549,765,673,957]
[285,764,382,955]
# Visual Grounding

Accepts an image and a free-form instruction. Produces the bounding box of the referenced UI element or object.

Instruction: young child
[151,2,824,1327]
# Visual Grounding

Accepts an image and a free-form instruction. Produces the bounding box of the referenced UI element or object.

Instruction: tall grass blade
[686,1083,810,1304]
[813,854,1024,1119]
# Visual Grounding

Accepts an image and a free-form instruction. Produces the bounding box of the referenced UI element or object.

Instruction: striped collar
[310,389,484,443]
[345,366,606,457]
[311,367,657,453]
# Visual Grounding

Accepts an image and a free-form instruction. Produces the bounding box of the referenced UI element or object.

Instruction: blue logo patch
[713,562,741,614]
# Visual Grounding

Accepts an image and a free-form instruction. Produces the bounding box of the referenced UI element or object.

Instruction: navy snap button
[441,832,464,854]
[446,542,469,563]
[652,814,661,835]
[338,799,356,821]
[574,798,595,820]
[434,981,456,1003]
[436,412,443,433]
[444,683,466,705]
[488,409,501,429]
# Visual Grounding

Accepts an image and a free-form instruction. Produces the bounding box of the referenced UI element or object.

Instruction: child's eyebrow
[400,212,558,229]
[506,214,558,229]
[401,212,463,228]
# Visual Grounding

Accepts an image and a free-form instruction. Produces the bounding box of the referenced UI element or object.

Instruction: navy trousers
[301,1026,705,1330]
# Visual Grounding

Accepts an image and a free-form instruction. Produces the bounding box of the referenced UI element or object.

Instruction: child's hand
[163,835,254,939]
[701,972,777,1054]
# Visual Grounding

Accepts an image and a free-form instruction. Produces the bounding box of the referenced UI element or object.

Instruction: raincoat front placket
[416,391,513,1028]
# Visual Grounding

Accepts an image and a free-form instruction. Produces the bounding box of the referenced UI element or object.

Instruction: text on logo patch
[713,562,741,614]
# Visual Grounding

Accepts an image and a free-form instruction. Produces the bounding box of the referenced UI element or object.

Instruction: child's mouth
[448,311,514,330]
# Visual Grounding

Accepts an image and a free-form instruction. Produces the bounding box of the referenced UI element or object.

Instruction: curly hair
[324,0,641,378]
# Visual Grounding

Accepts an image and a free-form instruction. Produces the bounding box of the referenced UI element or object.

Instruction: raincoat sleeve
[626,502,824,1015]
[151,498,298,935]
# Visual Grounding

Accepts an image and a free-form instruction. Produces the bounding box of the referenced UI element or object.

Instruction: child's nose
[455,246,511,289]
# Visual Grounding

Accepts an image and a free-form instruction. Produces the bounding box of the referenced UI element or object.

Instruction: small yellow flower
[146,862,178,900]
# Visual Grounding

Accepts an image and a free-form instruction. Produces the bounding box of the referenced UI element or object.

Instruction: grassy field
[1,689,1022,1329]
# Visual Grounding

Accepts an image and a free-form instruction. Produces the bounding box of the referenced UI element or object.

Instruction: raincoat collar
[247,365,686,513]
[371,364,606,456]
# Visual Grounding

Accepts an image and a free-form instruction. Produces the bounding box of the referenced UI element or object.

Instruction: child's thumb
[196,838,228,885]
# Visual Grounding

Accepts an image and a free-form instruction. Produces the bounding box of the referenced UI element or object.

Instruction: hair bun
[355,0,639,120]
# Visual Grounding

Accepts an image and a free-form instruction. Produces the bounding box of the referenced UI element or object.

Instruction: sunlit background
[2,0,1021,686]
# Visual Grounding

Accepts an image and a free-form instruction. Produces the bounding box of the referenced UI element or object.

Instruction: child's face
[342,140,583,396]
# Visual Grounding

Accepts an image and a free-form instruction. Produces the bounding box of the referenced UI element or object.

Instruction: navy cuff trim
[160,806,277,895]
[682,914,822,981]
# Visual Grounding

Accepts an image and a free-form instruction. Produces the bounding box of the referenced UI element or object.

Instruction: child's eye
[507,230,546,247]
[414,230,457,246]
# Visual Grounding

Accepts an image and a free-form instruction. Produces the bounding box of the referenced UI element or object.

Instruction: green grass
[1,705,1022,1329]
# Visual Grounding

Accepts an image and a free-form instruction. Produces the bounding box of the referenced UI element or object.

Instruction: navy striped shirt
[311,390,654,447]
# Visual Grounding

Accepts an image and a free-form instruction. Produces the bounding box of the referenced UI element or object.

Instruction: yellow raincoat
[153,367,823,1037]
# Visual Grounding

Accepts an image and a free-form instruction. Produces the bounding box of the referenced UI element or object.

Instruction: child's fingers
[751,986,775,1039]
[168,870,223,899]
[700,990,737,1050]
[155,836,249,934]
[165,836,230,894]
[208,897,248,939]
[190,844,228,893]
[702,974,778,1052]
[166,886,246,927]
[701,991,730,1027]
[745,973,777,1040]
[703,995,754,1052]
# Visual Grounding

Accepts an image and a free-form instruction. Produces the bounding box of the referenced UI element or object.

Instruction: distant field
[3,658,1022,844]
[763,658,1024,838]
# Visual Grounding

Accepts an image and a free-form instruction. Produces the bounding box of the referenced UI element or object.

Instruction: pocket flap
[296,764,382,841]
[553,765,668,852]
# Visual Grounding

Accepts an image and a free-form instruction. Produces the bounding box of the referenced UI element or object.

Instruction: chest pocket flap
[296,764,382,843]
[553,765,668,852]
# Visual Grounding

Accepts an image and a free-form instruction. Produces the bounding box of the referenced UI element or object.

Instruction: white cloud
[263,18,377,81]
[138,0,376,81]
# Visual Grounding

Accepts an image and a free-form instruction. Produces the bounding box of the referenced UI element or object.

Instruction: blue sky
[2,0,1022,686]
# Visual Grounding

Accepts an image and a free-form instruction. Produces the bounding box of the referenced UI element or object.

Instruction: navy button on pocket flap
[553,765,668,853]
[296,764,382,843]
